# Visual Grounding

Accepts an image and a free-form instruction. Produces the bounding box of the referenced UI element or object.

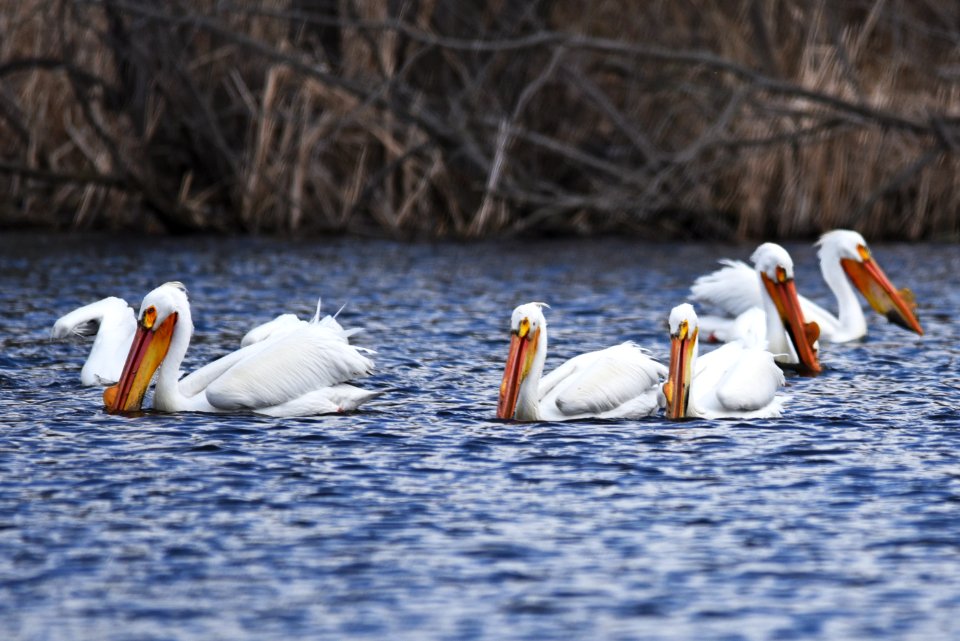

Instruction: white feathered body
[156,312,376,417]
[533,342,666,421]
[691,258,863,343]
[51,297,136,385]
[98,283,380,417]
[687,340,785,419]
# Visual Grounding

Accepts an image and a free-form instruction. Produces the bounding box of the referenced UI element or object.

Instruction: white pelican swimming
[103,282,378,417]
[51,297,136,386]
[496,302,666,421]
[661,304,784,419]
[690,243,822,375]
[54,294,361,386]
[691,230,922,343]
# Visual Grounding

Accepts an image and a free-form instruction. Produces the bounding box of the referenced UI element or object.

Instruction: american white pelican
[661,304,784,419]
[690,243,822,375]
[54,294,362,386]
[51,297,136,386]
[496,302,666,421]
[103,282,378,417]
[691,230,922,343]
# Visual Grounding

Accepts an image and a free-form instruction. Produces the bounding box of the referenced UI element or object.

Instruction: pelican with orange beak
[756,243,823,374]
[691,230,922,343]
[691,243,822,374]
[662,304,785,420]
[496,302,666,421]
[54,294,359,387]
[103,282,379,417]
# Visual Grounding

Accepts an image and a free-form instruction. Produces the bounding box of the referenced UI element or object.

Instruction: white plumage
[662,304,784,420]
[51,297,136,386]
[240,299,364,348]
[54,294,366,387]
[687,242,822,374]
[691,230,922,343]
[497,302,665,421]
[104,282,378,417]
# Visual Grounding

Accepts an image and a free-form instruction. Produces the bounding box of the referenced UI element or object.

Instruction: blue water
[1,233,958,640]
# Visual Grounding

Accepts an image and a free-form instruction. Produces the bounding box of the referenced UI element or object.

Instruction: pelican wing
[51,297,133,339]
[52,297,137,386]
[182,316,368,397]
[691,260,762,316]
[240,314,304,347]
[544,343,666,418]
[178,338,278,397]
[241,312,363,347]
[315,314,363,340]
[696,343,784,416]
[203,325,374,411]
[693,259,836,339]
[715,350,782,412]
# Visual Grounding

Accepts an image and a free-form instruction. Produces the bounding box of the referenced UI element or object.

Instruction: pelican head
[663,303,699,419]
[103,282,189,413]
[752,243,822,375]
[817,230,922,335]
[496,302,548,420]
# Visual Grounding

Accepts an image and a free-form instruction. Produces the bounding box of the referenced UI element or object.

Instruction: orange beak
[762,272,822,376]
[103,312,177,413]
[497,325,538,420]
[663,323,697,420]
[841,251,923,336]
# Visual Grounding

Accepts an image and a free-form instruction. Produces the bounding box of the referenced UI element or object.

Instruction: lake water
[1,233,958,640]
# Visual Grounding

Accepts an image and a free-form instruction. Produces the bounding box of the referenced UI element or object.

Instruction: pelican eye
[857,244,871,262]
[775,265,788,283]
[142,306,157,329]
[517,318,531,339]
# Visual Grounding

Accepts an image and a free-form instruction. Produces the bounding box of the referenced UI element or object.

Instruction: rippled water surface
[2,233,959,640]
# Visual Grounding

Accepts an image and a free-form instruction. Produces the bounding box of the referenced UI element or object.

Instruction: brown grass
[1,0,959,239]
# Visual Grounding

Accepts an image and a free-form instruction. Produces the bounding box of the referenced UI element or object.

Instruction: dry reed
[1,0,959,239]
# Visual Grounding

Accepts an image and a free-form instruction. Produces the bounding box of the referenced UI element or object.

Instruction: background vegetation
[1,1,959,239]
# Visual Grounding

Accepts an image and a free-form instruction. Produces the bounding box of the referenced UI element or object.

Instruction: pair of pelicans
[52,230,921,420]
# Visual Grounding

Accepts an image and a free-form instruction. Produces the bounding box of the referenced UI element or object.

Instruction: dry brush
[1,0,959,239]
